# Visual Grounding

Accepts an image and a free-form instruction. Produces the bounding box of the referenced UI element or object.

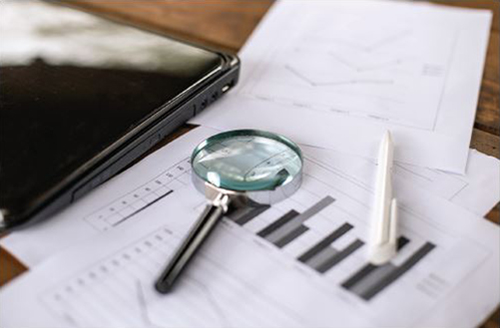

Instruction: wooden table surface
[1,1,498,327]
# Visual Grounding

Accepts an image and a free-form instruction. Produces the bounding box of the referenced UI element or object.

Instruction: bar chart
[73,150,450,314]
[225,190,437,302]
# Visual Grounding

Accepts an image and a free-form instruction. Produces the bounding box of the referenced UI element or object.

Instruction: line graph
[327,29,412,53]
[285,64,395,87]
[328,52,405,73]
[40,226,303,328]
[242,13,456,130]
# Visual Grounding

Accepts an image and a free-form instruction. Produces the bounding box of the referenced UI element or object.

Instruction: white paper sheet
[191,0,492,173]
[1,127,498,268]
[0,131,498,328]
[306,147,500,217]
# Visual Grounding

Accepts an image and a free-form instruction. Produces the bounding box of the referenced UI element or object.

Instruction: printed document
[191,0,492,173]
[0,129,498,328]
[1,127,498,267]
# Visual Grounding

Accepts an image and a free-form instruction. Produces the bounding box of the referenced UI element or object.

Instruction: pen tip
[382,130,393,148]
[384,130,392,140]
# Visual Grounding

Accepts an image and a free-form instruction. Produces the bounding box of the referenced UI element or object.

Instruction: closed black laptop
[0,0,240,231]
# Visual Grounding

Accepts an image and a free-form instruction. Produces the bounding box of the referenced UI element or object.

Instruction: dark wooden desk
[1,1,498,326]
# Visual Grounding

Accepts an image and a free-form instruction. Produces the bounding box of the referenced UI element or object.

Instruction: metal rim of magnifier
[190,129,304,206]
[155,130,303,294]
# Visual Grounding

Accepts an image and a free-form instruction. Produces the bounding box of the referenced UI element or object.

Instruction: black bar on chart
[360,242,436,300]
[298,223,353,263]
[341,263,378,289]
[341,237,436,301]
[274,225,309,248]
[257,210,300,238]
[229,205,270,226]
[260,196,335,245]
[396,236,410,250]
[112,190,173,227]
[341,236,410,289]
[297,196,335,222]
[316,239,364,273]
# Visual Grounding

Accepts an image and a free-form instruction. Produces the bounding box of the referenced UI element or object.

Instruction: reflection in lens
[192,131,302,191]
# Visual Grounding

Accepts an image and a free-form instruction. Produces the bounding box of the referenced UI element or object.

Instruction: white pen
[368,130,398,265]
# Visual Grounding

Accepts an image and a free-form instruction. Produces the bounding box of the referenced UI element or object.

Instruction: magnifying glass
[155,129,303,293]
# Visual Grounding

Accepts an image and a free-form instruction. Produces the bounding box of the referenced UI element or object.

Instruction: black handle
[155,201,226,293]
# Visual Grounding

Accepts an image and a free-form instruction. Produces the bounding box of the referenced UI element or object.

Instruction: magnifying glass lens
[156,130,302,293]
[192,133,302,191]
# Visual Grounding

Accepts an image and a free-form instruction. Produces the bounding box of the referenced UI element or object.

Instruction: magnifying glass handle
[155,194,230,293]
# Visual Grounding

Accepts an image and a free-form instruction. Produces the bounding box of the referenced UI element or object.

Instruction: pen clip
[388,198,398,249]
[369,198,398,265]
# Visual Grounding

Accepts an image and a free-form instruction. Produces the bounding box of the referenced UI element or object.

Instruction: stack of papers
[1,1,498,328]
[192,0,492,173]
[1,127,499,327]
